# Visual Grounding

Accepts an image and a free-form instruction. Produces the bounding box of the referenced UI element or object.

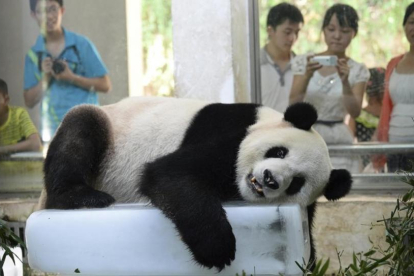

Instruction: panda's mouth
[247,174,264,197]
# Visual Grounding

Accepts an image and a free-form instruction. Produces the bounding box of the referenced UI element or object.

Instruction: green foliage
[0,219,26,276]
[259,0,412,68]
[297,258,331,276]
[141,0,174,97]
[296,170,414,275]
[235,270,254,276]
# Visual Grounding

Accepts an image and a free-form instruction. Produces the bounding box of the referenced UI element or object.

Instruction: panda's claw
[183,217,236,271]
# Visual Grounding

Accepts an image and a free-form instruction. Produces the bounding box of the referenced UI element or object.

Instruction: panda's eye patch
[265,147,289,159]
[286,176,306,195]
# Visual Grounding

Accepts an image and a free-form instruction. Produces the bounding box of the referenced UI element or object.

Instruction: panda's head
[236,102,352,206]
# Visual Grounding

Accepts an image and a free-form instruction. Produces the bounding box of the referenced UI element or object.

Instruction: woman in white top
[290,4,369,173]
[376,2,414,172]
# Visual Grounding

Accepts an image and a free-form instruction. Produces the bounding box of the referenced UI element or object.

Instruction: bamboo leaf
[319,258,330,276]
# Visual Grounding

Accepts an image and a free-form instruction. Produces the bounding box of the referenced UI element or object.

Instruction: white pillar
[126,0,144,97]
[172,0,251,103]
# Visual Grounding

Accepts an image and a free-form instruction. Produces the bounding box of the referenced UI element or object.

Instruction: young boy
[0,79,42,155]
[24,0,111,141]
[261,3,304,113]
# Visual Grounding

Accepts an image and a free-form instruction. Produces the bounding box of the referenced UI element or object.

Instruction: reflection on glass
[259,0,414,174]
[259,3,303,113]
[375,2,414,172]
[348,67,385,171]
[289,3,369,174]
[24,0,111,142]
[1,0,174,200]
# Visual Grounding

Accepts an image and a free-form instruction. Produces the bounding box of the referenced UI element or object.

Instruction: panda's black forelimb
[44,105,115,209]
[140,145,239,271]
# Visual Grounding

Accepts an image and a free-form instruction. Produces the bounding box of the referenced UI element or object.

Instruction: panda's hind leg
[44,105,115,209]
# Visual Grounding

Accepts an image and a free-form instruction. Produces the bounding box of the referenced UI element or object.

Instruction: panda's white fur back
[97,97,209,202]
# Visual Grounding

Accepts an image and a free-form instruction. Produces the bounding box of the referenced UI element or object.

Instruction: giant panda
[41,96,352,271]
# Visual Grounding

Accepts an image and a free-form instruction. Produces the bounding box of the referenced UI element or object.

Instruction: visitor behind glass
[349,68,385,143]
[349,67,385,171]
[0,78,42,156]
[24,0,112,142]
[260,2,303,113]
[289,4,369,173]
[376,2,414,172]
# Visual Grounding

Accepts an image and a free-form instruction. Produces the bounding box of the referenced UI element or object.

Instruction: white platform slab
[25,203,310,276]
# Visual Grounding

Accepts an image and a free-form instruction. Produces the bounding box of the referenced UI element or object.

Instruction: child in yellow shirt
[0,78,41,155]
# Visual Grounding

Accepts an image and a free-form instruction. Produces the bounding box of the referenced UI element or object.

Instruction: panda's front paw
[187,219,236,271]
[46,186,115,209]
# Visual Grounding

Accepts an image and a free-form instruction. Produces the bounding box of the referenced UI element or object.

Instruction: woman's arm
[337,58,365,119]
[348,116,357,139]
[342,80,365,118]
[0,133,42,155]
[377,58,396,142]
[290,74,312,104]
[290,56,322,104]
[371,57,400,169]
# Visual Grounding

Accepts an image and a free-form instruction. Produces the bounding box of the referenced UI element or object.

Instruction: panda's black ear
[324,169,352,201]
[284,102,317,131]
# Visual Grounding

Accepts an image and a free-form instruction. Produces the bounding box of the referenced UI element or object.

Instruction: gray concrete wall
[62,0,129,105]
[0,0,40,127]
[0,0,129,130]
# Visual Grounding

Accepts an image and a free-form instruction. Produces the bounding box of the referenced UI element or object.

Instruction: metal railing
[328,142,414,192]
[329,142,414,156]
[0,151,44,162]
[0,143,413,195]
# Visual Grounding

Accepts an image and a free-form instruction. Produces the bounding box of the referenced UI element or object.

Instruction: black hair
[0,79,8,96]
[266,2,304,29]
[403,2,414,26]
[30,0,63,13]
[322,4,359,35]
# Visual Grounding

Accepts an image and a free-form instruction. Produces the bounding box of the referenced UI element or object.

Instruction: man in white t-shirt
[261,3,303,113]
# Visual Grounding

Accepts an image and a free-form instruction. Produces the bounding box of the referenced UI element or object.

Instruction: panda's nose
[263,169,279,190]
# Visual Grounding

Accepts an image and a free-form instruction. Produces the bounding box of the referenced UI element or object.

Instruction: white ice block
[26,203,310,276]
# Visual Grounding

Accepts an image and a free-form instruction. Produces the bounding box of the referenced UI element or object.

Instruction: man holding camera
[24,0,111,141]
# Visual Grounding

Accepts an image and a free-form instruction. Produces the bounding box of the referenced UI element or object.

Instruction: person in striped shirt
[0,79,42,155]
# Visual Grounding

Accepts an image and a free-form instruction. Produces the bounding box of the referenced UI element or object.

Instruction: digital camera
[310,55,338,66]
[52,59,66,74]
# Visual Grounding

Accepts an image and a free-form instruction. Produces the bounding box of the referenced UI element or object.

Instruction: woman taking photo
[290,4,369,172]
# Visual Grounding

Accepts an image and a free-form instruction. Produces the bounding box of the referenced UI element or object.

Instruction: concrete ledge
[314,195,398,273]
[0,198,39,222]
